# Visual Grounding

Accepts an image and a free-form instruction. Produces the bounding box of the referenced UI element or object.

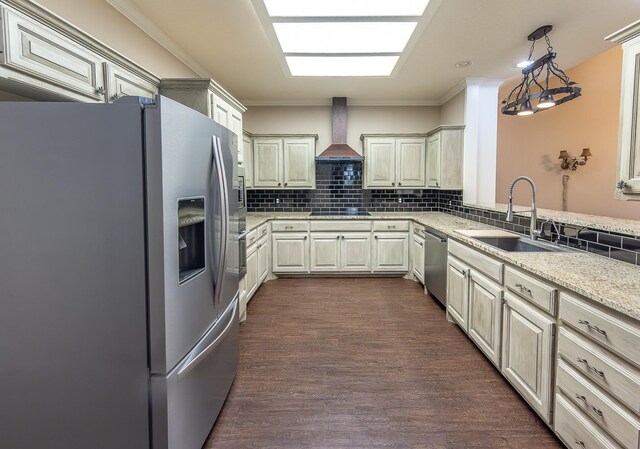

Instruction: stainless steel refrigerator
[0,96,240,449]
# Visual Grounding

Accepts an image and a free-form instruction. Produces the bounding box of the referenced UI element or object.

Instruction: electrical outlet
[398,198,402,203]
[276,198,280,204]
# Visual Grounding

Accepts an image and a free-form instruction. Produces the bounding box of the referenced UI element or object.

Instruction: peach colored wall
[496,46,640,220]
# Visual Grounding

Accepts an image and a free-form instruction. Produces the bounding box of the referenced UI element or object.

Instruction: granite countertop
[468,202,640,237]
[246,212,640,320]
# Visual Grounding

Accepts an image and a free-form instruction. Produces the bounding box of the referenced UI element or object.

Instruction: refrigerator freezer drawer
[151,298,239,449]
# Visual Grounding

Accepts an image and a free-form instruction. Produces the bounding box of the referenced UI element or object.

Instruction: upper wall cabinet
[242,131,253,188]
[252,135,317,189]
[362,135,427,188]
[0,1,158,103]
[607,23,640,200]
[426,126,464,190]
[159,78,246,139]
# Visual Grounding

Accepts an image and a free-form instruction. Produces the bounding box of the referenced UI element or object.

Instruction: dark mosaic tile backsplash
[247,161,639,266]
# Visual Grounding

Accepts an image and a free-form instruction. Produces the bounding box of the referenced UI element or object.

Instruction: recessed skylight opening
[286,56,399,77]
[274,22,417,54]
[264,0,430,17]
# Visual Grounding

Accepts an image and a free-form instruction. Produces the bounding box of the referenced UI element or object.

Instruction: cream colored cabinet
[340,233,372,272]
[272,233,309,273]
[242,132,253,187]
[372,232,409,272]
[412,233,425,283]
[254,138,282,187]
[426,126,464,189]
[104,63,158,103]
[310,233,340,272]
[446,256,470,331]
[257,235,270,284]
[245,243,259,300]
[468,270,503,368]
[252,136,316,189]
[211,93,242,139]
[363,135,427,188]
[607,23,640,200]
[502,293,555,424]
[239,275,247,322]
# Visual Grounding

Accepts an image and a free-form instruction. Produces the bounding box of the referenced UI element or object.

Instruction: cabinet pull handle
[95,86,105,95]
[418,241,423,247]
[514,283,532,295]
[578,319,607,336]
[576,358,605,378]
[573,440,586,448]
[110,93,120,102]
[575,394,586,402]
[589,405,603,417]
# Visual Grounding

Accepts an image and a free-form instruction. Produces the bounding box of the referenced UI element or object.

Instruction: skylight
[264,0,430,17]
[273,22,417,54]
[258,0,430,77]
[286,56,400,77]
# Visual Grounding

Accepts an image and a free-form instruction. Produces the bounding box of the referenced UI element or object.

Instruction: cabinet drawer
[557,359,640,449]
[560,293,640,365]
[271,221,309,232]
[505,266,557,315]
[257,223,269,238]
[310,220,371,232]
[373,220,410,232]
[558,326,640,414]
[555,393,623,449]
[1,6,106,102]
[246,228,259,247]
[413,222,426,236]
[448,240,503,283]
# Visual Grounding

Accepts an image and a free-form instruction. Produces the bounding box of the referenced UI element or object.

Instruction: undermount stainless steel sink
[472,236,574,253]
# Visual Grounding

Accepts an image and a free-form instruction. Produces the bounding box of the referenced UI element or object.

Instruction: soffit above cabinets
[115,0,640,105]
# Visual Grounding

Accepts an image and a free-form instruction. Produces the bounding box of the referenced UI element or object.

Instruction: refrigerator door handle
[211,135,229,308]
[177,298,237,380]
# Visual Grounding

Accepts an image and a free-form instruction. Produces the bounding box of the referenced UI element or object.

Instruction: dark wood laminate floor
[205,278,562,449]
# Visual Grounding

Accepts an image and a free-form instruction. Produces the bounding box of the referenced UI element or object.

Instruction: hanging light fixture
[502,25,581,116]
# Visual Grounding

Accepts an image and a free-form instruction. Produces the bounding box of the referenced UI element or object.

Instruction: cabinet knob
[374,235,378,239]
[617,180,628,190]
[392,182,396,186]
[304,236,307,240]
[95,86,105,95]
[278,182,282,186]
[110,93,120,102]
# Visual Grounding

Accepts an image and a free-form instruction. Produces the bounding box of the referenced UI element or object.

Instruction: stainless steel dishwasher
[423,226,448,306]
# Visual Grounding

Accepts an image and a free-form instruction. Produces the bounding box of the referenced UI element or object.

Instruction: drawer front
[246,228,259,247]
[2,7,105,102]
[557,359,640,449]
[309,220,371,232]
[257,223,269,238]
[560,293,640,365]
[448,240,504,283]
[555,393,623,449]
[558,326,640,414]
[505,266,557,315]
[413,222,426,236]
[271,221,309,232]
[372,220,410,232]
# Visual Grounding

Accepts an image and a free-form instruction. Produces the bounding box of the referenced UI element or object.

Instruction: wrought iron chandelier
[502,25,581,116]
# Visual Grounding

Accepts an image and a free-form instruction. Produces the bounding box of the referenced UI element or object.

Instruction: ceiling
[113,0,640,105]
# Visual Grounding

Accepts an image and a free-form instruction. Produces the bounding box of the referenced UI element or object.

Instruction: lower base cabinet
[272,233,309,273]
[309,232,373,273]
[257,236,270,283]
[373,233,409,272]
[502,293,555,424]
[341,233,372,272]
[446,256,470,331]
[245,244,259,300]
[468,271,503,368]
[310,233,340,272]
[412,233,425,282]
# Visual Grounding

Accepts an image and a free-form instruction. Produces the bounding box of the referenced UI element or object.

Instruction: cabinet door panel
[341,233,372,272]
[365,138,395,187]
[396,138,426,187]
[2,7,105,102]
[468,271,503,367]
[105,63,157,103]
[245,247,259,301]
[283,137,315,188]
[310,233,340,272]
[272,233,309,273]
[502,293,555,423]
[446,256,469,331]
[426,135,441,188]
[372,233,409,272]
[412,234,424,282]
[257,238,269,283]
[242,134,253,187]
[254,139,282,187]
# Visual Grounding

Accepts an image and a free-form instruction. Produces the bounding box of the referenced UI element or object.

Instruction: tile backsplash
[246,162,639,266]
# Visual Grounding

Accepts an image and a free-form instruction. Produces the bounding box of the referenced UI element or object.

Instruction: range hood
[316,97,364,161]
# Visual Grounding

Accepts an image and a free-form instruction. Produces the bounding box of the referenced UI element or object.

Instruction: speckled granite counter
[246,211,640,320]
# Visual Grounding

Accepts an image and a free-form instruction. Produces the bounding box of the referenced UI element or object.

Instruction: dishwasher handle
[423,229,447,244]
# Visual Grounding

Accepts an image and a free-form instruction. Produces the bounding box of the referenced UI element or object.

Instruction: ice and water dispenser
[178,197,205,284]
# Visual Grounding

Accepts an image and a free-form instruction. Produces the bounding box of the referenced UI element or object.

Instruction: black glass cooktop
[310,210,371,216]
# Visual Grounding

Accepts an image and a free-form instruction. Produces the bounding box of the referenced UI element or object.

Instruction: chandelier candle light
[502,25,582,116]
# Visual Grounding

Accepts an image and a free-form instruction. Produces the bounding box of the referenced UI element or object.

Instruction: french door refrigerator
[0,96,240,449]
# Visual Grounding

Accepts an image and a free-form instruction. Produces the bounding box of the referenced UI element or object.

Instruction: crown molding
[241,98,444,107]
[465,77,505,88]
[605,19,640,44]
[105,0,212,78]
[437,80,466,105]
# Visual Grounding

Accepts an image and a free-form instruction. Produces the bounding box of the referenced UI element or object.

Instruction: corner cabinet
[0,2,159,103]
[426,126,464,189]
[362,135,427,188]
[607,23,640,200]
[252,135,317,189]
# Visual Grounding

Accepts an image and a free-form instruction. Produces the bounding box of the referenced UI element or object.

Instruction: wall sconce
[559,148,592,171]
